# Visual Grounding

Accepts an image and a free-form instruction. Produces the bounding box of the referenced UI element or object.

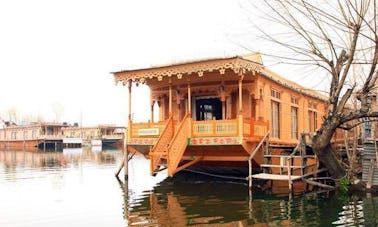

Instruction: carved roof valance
[113,56,264,85]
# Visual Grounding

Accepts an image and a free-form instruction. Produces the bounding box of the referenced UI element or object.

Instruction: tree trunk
[312,124,346,179]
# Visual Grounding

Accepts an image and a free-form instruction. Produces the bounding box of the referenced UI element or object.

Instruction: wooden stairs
[149,114,192,177]
[249,133,324,191]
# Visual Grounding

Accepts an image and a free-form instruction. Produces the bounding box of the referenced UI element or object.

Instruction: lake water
[0,148,377,226]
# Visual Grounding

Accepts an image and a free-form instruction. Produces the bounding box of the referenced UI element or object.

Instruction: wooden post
[187,81,192,115]
[125,80,132,179]
[238,75,243,114]
[169,78,173,116]
[248,158,252,189]
[287,158,292,191]
[150,95,154,123]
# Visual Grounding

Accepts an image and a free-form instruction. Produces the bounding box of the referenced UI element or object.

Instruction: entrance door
[195,98,222,120]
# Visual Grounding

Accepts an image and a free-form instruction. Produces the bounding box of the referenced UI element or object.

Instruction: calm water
[0,149,377,227]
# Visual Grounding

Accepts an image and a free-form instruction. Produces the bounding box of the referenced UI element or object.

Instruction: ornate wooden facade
[113,53,327,177]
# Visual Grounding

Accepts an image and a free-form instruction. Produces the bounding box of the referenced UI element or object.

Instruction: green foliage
[339,176,349,193]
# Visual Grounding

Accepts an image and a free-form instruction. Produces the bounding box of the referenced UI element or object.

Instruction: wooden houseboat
[0,122,68,150]
[113,53,328,186]
[62,125,124,148]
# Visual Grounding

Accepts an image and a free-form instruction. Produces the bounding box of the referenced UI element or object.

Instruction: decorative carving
[114,57,262,84]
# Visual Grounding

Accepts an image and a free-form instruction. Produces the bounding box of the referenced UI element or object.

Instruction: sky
[0,0,327,126]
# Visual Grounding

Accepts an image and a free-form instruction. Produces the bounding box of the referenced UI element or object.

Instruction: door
[195,98,222,121]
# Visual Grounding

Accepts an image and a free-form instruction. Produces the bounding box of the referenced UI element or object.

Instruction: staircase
[250,134,320,191]
[149,114,192,176]
[167,113,191,177]
[149,115,174,175]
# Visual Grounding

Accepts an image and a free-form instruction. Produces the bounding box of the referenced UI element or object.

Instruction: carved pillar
[176,89,181,120]
[219,85,226,120]
[187,80,192,115]
[238,73,244,137]
[169,78,173,116]
[127,80,132,122]
[150,100,155,123]
[238,74,244,114]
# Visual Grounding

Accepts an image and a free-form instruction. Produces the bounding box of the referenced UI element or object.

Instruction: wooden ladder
[251,133,316,191]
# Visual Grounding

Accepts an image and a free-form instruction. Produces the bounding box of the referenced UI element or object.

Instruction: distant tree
[6,106,20,124]
[246,0,378,180]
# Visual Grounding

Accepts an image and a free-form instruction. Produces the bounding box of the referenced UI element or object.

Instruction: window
[11,131,17,140]
[291,107,298,139]
[308,103,318,132]
[291,97,298,105]
[271,101,280,138]
[271,89,280,99]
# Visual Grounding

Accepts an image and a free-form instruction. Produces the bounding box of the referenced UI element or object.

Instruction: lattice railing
[192,119,238,137]
[149,115,174,174]
[243,119,269,137]
[167,114,190,177]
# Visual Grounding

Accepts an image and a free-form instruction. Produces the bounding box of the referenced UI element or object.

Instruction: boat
[113,53,328,189]
[0,122,69,150]
[61,125,124,148]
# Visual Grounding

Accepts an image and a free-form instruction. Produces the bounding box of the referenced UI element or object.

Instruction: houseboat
[62,125,124,148]
[113,53,328,186]
[0,122,68,150]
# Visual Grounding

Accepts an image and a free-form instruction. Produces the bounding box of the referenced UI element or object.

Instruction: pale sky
[0,0,327,126]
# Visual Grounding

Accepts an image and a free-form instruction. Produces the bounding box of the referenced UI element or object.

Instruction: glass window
[291,107,298,139]
[271,101,280,138]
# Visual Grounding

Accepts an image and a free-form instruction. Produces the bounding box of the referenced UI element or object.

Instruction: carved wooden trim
[114,57,263,84]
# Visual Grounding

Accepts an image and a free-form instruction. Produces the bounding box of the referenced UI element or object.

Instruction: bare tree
[6,106,20,124]
[245,0,378,180]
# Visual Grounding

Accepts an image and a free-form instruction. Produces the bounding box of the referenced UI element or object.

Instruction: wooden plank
[260,164,304,168]
[303,178,335,190]
[251,173,302,181]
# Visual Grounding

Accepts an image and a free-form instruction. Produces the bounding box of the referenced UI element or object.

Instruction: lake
[0,148,377,226]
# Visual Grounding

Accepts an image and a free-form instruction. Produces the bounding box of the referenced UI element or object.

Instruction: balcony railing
[129,121,172,138]
[192,119,238,137]
[129,118,269,139]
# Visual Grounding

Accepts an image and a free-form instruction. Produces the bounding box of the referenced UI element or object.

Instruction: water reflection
[122,173,378,226]
[1,149,378,227]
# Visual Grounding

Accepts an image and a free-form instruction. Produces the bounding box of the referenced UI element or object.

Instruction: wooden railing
[192,118,268,138]
[131,117,269,140]
[167,113,190,176]
[129,121,167,138]
[243,119,269,137]
[149,115,174,174]
[192,119,238,137]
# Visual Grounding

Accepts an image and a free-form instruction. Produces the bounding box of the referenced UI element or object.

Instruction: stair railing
[149,115,174,175]
[167,113,190,176]
[248,131,270,189]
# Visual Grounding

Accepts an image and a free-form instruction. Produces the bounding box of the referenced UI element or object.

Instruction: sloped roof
[113,53,328,101]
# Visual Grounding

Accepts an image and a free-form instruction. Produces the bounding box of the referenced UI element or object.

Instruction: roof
[113,53,328,101]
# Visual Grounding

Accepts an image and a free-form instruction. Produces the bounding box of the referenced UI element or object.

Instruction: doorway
[195,98,222,120]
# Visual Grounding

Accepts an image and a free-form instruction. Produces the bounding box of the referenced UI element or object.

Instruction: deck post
[150,96,155,123]
[248,158,252,189]
[287,158,293,191]
[187,80,191,115]
[169,78,173,115]
[238,74,243,113]
[124,79,132,180]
